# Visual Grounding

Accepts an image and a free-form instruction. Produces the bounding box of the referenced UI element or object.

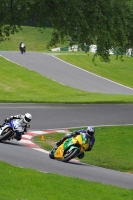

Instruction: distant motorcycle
[49,133,89,162]
[20,43,25,54]
[0,119,24,142]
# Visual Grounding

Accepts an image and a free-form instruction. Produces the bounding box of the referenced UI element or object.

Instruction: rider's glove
[26,124,30,129]
[72,131,80,137]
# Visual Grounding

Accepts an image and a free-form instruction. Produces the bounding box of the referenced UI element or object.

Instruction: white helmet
[24,113,32,123]
[86,126,95,137]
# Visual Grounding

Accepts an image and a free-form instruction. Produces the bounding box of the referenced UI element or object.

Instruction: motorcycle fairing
[54,133,89,159]
[10,120,23,134]
[75,134,89,152]
[54,144,64,159]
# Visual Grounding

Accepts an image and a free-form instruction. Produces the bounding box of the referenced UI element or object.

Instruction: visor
[25,116,31,122]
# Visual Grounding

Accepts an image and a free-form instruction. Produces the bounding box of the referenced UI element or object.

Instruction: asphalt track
[0,51,133,189]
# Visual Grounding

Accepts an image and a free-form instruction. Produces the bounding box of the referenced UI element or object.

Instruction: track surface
[0,51,133,189]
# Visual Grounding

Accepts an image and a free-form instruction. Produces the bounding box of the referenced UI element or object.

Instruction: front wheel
[0,129,12,142]
[20,48,23,54]
[49,149,55,159]
[62,148,79,162]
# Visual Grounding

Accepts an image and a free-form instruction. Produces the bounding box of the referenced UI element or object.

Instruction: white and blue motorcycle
[0,119,24,142]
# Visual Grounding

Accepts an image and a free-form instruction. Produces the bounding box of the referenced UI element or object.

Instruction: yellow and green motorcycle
[49,133,89,162]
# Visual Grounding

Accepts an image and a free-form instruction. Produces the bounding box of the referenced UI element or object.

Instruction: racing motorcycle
[49,133,89,162]
[0,119,24,142]
[20,43,25,54]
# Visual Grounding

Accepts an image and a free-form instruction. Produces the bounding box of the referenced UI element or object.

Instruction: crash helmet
[24,113,32,123]
[86,126,95,137]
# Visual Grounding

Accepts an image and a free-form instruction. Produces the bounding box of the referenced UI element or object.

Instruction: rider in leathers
[1,113,32,141]
[56,126,95,159]
[19,41,26,52]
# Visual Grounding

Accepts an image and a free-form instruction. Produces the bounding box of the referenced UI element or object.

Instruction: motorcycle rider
[56,126,95,159]
[0,113,32,141]
[19,41,26,52]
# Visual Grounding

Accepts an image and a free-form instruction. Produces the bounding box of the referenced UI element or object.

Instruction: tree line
[0,0,133,61]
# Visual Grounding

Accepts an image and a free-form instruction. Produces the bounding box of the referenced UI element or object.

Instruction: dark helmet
[86,126,95,137]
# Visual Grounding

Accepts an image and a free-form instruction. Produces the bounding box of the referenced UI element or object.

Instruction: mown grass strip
[0,161,133,200]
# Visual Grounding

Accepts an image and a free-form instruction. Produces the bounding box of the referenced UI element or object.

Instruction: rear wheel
[62,148,79,162]
[0,129,12,142]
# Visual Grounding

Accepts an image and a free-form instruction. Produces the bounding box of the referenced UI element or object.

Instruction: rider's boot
[15,135,22,141]
[77,152,85,159]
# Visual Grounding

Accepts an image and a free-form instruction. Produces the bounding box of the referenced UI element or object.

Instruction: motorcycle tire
[62,148,79,162]
[49,149,55,159]
[20,48,24,54]
[0,129,12,142]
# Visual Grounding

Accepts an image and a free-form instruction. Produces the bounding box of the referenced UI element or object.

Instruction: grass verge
[0,161,133,200]
[0,26,67,51]
[56,53,133,88]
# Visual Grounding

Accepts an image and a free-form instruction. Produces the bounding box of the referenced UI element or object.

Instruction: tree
[0,0,133,61]
[0,0,31,41]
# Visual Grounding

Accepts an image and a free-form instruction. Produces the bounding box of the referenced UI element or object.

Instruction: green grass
[0,26,67,51]
[0,26,133,198]
[56,53,133,88]
[33,125,133,173]
[0,56,133,103]
[0,161,133,200]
